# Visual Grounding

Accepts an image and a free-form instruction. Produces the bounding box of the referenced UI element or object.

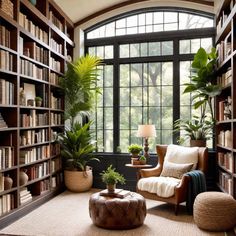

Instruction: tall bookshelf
[0,0,74,227]
[215,0,236,198]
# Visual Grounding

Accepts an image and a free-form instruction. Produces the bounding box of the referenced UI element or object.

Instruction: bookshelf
[0,0,74,227]
[215,0,236,198]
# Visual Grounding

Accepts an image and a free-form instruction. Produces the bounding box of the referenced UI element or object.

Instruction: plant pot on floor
[64,167,93,192]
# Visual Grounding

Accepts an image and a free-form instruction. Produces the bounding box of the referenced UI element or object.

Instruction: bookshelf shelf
[216,0,236,198]
[0,0,74,227]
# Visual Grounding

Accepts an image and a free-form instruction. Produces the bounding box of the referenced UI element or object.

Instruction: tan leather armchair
[137,144,208,215]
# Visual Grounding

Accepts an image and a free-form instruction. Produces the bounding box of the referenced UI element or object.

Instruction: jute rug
[0,190,226,236]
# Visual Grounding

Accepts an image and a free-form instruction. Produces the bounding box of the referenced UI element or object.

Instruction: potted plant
[100,165,126,193]
[128,144,143,165]
[58,55,101,192]
[35,96,42,107]
[58,121,99,192]
[175,47,221,146]
[139,155,146,165]
[174,115,214,147]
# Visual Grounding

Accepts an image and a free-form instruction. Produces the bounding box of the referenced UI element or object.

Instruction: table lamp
[137,124,156,158]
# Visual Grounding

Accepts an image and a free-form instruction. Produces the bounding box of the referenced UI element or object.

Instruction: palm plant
[60,55,102,127]
[183,47,221,121]
[58,121,99,171]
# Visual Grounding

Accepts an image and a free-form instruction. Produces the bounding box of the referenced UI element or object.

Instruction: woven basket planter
[64,168,93,192]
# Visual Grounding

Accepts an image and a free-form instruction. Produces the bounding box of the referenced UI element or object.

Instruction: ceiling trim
[74,0,213,27]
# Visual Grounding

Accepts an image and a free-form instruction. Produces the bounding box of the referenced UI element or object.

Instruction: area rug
[0,190,225,236]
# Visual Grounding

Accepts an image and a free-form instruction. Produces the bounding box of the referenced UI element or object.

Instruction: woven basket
[64,169,93,192]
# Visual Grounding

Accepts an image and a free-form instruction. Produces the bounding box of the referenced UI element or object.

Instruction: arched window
[85,8,214,153]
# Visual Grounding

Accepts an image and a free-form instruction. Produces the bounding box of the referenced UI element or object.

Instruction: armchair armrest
[174,175,190,203]
[139,165,162,178]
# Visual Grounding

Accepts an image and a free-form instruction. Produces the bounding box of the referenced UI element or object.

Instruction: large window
[85,8,214,153]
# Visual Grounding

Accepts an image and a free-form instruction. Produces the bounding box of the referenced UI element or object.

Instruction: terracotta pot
[190,139,206,147]
[64,168,93,192]
[4,175,13,190]
[107,184,116,193]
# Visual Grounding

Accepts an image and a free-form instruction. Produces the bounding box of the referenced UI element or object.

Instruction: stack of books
[99,189,131,198]
[20,188,32,205]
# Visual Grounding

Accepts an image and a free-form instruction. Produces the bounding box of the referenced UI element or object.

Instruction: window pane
[148,63,161,86]
[146,13,153,25]
[104,65,113,87]
[104,130,113,152]
[104,88,113,106]
[127,15,138,27]
[116,18,126,28]
[164,23,178,31]
[140,43,148,57]
[149,87,160,106]
[131,107,142,129]
[104,108,113,129]
[201,37,212,52]
[120,130,129,152]
[104,46,113,59]
[162,107,173,129]
[120,44,129,58]
[120,64,129,87]
[162,62,173,85]
[162,41,173,55]
[180,40,190,54]
[105,22,115,37]
[164,12,177,23]
[120,107,129,129]
[131,87,142,106]
[130,44,140,57]
[131,64,142,86]
[120,88,130,106]
[191,38,200,53]
[154,12,163,24]
[149,42,160,56]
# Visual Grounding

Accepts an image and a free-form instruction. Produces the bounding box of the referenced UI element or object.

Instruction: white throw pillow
[165,144,199,170]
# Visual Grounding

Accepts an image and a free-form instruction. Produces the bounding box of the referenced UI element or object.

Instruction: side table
[125,164,152,180]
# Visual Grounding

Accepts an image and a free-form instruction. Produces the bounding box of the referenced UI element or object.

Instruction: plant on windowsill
[58,55,102,192]
[175,47,221,147]
[100,165,126,193]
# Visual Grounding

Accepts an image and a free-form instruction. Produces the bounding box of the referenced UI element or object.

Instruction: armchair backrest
[156,145,208,174]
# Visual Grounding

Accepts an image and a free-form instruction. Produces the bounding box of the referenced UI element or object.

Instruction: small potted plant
[100,165,126,193]
[35,96,43,107]
[139,155,146,165]
[128,144,143,164]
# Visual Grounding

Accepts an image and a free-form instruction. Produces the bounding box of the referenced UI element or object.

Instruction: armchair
[137,144,208,215]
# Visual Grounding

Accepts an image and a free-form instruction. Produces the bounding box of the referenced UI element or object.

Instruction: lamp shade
[137,124,156,138]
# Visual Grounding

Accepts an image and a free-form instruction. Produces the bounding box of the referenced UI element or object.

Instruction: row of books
[216,39,231,65]
[20,129,49,146]
[19,12,49,45]
[49,11,63,32]
[51,174,61,188]
[51,158,61,173]
[217,68,232,87]
[217,152,234,172]
[50,38,63,55]
[21,40,49,65]
[0,49,14,71]
[0,194,14,216]
[219,170,233,196]
[51,143,60,156]
[20,111,48,127]
[50,72,60,86]
[51,94,62,109]
[50,57,61,73]
[218,96,232,121]
[51,113,63,125]
[31,179,50,195]
[20,188,32,205]
[26,161,50,181]
[218,130,232,148]
[0,146,14,170]
[0,113,7,128]
[20,145,50,165]
[0,79,14,105]
[0,0,13,19]
[20,58,48,81]
[216,0,235,34]
[0,25,11,49]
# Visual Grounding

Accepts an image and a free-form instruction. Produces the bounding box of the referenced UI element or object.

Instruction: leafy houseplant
[58,55,101,192]
[175,47,221,146]
[35,96,42,107]
[100,165,126,193]
[139,155,146,165]
[128,144,143,157]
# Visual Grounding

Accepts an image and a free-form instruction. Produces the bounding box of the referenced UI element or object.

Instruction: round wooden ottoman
[193,192,236,231]
[89,192,146,229]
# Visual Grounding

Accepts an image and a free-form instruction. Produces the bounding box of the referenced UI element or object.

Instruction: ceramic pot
[36,100,42,107]
[20,170,28,185]
[4,175,13,190]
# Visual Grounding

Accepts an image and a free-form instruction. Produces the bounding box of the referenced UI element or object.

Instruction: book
[99,189,131,198]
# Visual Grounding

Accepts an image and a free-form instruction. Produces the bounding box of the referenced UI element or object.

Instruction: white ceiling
[54,0,215,25]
